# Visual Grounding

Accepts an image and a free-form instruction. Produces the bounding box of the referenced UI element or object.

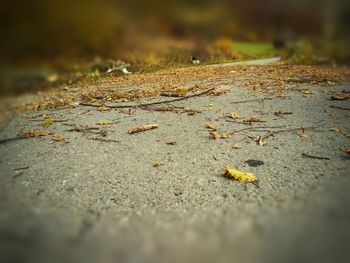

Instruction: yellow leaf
[327,80,336,86]
[206,103,215,108]
[96,106,110,112]
[97,119,112,125]
[230,112,240,120]
[41,119,54,126]
[223,167,257,182]
[52,134,65,142]
[205,123,216,130]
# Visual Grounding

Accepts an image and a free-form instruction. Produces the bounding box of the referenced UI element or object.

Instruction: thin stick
[230,95,282,104]
[231,125,287,134]
[79,87,215,109]
[302,153,330,160]
[13,166,29,171]
[0,137,26,144]
[330,105,350,111]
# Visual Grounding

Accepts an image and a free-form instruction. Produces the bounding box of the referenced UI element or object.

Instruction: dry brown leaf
[52,134,65,142]
[340,146,350,155]
[22,129,50,138]
[298,127,308,138]
[152,161,163,167]
[255,136,267,146]
[302,90,314,95]
[128,124,158,134]
[330,95,349,100]
[166,141,177,145]
[244,117,264,124]
[330,127,341,133]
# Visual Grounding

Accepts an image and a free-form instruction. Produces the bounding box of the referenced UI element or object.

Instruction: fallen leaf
[96,106,110,112]
[206,103,215,108]
[210,131,229,139]
[52,134,65,142]
[330,95,349,100]
[232,144,242,149]
[186,109,201,115]
[152,161,163,167]
[22,129,50,138]
[327,80,336,86]
[330,127,341,133]
[166,141,176,145]
[230,112,240,120]
[302,89,313,95]
[256,136,267,146]
[223,167,257,183]
[41,119,54,126]
[298,127,308,138]
[205,123,216,130]
[128,124,158,134]
[97,119,113,125]
[340,147,350,155]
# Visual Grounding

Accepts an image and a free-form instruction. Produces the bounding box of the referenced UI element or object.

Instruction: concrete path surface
[0,64,349,263]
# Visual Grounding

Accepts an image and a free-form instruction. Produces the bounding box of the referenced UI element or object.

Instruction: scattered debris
[88,136,120,143]
[330,105,350,111]
[223,166,257,183]
[166,141,177,145]
[244,117,265,124]
[128,124,158,134]
[302,153,330,160]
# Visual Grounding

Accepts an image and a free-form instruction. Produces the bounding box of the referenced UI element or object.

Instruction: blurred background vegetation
[0,0,349,94]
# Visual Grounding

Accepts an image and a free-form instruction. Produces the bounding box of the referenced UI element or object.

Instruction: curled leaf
[223,167,257,182]
[96,106,110,112]
[340,147,350,155]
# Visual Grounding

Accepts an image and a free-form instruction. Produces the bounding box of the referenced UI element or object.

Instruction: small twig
[13,166,29,171]
[79,88,215,109]
[230,95,282,104]
[0,137,26,144]
[330,105,350,111]
[12,172,24,178]
[88,136,120,143]
[302,153,330,160]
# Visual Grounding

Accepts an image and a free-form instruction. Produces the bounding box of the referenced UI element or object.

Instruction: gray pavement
[0,73,349,263]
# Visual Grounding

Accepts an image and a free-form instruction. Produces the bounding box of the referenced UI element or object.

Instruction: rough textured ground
[0,61,349,263]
